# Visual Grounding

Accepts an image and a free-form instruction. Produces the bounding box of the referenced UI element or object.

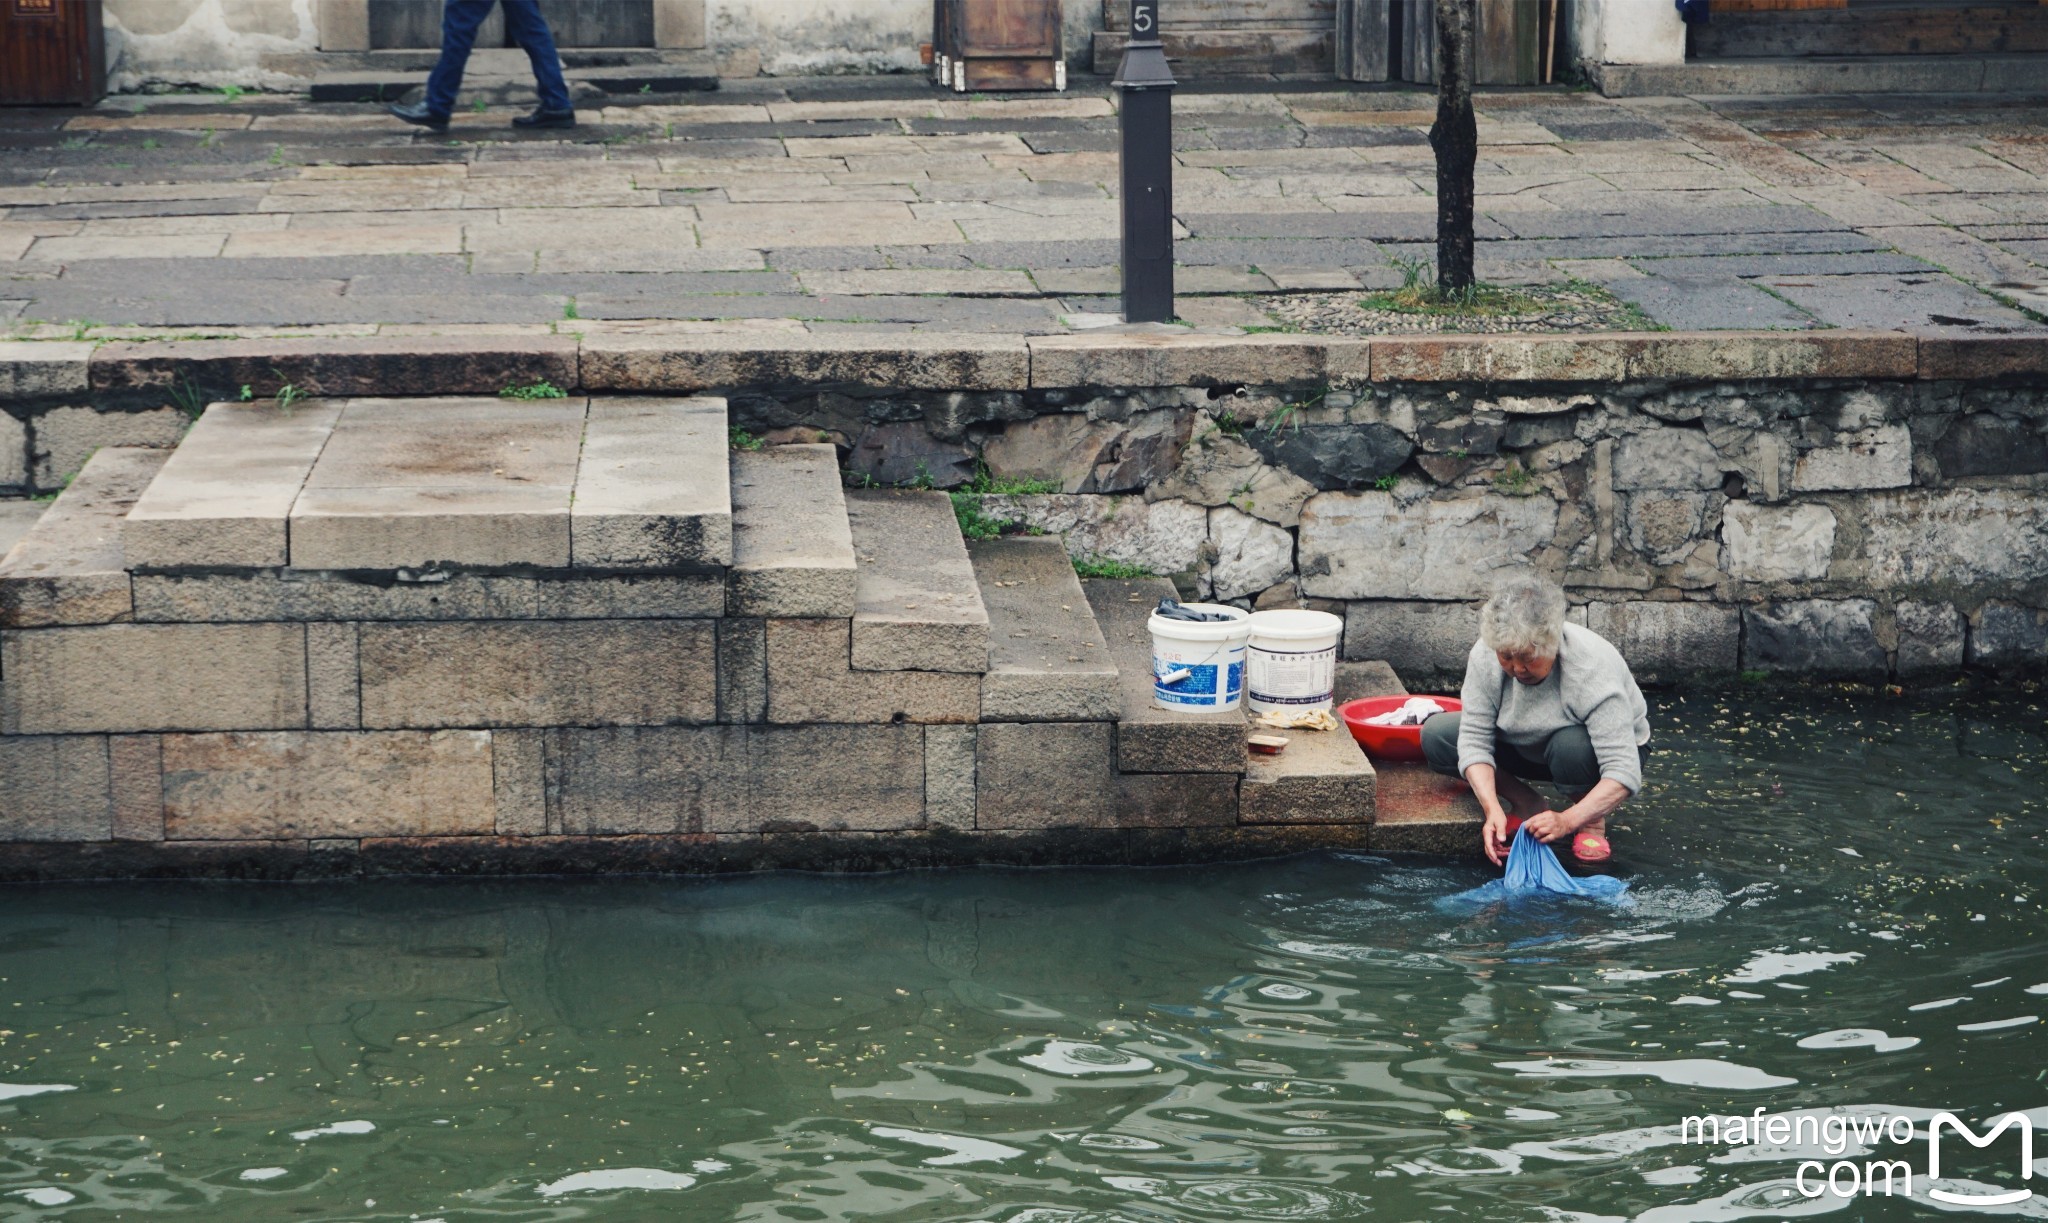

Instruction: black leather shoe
[387,101,449,131]
[512,107,576,130]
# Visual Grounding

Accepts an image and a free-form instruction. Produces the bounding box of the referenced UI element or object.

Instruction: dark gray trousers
[1420,712,1600,792]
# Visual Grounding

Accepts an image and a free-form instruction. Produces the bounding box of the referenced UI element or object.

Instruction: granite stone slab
[970,536,1117,722]
[727,444,857,618]
[843,488,989,674]
[124,401,342,570]
[571,396,733,569]
[0,448,165,627]
[290,396,585,570]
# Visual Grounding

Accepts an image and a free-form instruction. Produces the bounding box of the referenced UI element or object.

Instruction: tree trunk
[1429,0,1478,294]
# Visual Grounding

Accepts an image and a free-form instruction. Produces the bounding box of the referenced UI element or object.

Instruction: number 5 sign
[1131,0,1158,40]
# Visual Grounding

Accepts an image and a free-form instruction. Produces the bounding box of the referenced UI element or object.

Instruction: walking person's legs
[500,0,575,124]
[428,0,499,116]
[392,0,496,128]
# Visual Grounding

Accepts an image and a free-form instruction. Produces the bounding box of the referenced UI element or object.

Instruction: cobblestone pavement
[3,78,2047,338]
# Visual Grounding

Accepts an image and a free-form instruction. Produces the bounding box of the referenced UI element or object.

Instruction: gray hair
[1480,575,1567,657]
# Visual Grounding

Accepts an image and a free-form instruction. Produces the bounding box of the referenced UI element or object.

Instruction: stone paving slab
[843,488,989,674]
[0,449,162,627]
[727,444,857,618]
[1766,271,2044,334]
[291,397,585,570]
[970,537,1117,723]
[3,86,2046,336]
[124,401,342,570]
[1601,272,1819,332]
[572,397,732,570]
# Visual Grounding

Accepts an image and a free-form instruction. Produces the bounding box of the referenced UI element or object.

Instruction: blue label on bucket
[1155,660,1244,706]
[1156,664,1219,705]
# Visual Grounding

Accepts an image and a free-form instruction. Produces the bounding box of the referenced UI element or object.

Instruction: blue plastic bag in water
[1440,826,1630,911]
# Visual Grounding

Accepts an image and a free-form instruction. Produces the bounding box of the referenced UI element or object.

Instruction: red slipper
[1572,831,1612,863]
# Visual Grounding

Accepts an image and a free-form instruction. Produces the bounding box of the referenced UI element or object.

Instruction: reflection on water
[0,688,2043,1221]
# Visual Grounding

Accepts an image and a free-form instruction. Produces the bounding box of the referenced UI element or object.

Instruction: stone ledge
[583,332,1030,392]
[1918,335,2048,381]
[0,341,93,402]
[0,823,1386,881]
[4,330,2042,405]
[89,336,580,400]
[1028,331,1327,389]
[1369,330,1916,383]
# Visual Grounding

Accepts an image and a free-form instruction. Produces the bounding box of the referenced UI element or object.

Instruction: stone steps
[1,448,166,628]
[124,396,735,574]
[727,442,856,618]
[572,396,732,569]
[1083,576,1247,775]
[1085,574,1378,829]
[0,395,1488,877]
[1238,712,1377,826]
[1334,659,1487,853]
[971,537,1118,721]
[844,488,989,674]
[0,501,46,565]
[291,396,589,571]
[124,400,343,570]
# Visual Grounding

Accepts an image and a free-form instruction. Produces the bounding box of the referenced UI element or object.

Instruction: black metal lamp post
[1114,0,1175,323]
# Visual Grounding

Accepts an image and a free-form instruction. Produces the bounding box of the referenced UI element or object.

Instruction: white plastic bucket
[1147,603,1252,713]
[1246,609,1343,715]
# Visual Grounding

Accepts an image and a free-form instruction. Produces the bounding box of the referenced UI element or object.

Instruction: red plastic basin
[1338,695,1462,762]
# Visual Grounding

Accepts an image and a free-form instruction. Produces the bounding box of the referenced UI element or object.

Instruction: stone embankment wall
[2,330,2044,688]
[749,373,2047,687]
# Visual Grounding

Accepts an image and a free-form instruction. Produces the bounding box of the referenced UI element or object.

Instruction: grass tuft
[950,491,1016,541]
[500,380,567,400]
[1072,555,1153,580]
[960,459,1059,496]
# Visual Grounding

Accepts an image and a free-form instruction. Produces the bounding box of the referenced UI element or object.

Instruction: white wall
[104,0,319,91]
[707,0,925,75]
[1572,0,1686,68]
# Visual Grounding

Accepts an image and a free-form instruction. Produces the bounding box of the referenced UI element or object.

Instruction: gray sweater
[1455,622,1651,794]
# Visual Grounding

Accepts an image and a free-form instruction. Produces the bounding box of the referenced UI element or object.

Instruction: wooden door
[1336,0,1392,80]
[1397,0,1544,85]
[1096,0,1335,75]
[954,0,1063,90]
[368,0,654,50]
[1474,0,1540,84]
[369,0,503,49]
[536,0,653,47]
[0,0,104,105]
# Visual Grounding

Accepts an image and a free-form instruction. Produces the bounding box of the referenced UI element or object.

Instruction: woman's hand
[1481,807,1511,866]
[1522,809,1580,844]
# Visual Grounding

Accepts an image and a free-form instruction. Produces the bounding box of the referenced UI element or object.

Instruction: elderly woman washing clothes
[1420,575,1649,867]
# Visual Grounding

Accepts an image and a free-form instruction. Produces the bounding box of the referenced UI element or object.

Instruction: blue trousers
[424,0,572,116]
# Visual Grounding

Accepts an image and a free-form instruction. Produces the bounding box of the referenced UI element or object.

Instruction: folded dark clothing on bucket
[1154,598,1238,623]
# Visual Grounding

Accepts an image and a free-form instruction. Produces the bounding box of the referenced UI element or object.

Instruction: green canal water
[2,689,2045,1221]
